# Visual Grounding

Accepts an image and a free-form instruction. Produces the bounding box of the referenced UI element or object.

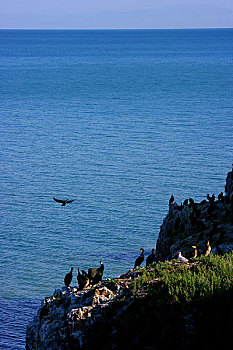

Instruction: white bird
[177,251,189,263]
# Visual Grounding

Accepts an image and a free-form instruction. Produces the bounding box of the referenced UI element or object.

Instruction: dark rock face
[156,170,233,261]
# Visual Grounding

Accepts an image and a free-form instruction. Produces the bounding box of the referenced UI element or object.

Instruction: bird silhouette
[53,197,75,206]
[146,249,156,266]
[169,195,174,206]
[88,261,104,284]
[77,268,90,290]
[64,267,74,287]
[134,248,144,268]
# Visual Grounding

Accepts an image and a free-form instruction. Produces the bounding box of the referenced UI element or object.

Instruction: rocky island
[26,170,233,349]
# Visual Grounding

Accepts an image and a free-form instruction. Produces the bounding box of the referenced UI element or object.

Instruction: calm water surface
[0,29,232,348]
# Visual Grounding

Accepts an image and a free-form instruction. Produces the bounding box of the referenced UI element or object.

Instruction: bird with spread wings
[53,197,75,206]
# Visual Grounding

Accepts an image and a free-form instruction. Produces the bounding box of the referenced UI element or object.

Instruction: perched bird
[207,194,215,204]
[192,245,198,258]
[64,267,74,287]
[146,249,156,266]
[134,248,144,268]
[177,203,184,211]
[77,268,89,290]
[53,197,75,206]
[204,240,211,256]
[80,273,89,289]
[177,251,189,263]
[169,195,174,206]
[189,198,195,206]
[88,261,104,284]
[218,192,224,202]
[92,269,104,284]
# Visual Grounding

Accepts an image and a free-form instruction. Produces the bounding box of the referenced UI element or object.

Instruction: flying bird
[53,197,75,206]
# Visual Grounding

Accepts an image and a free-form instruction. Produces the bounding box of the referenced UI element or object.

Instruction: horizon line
[1,27,233,30]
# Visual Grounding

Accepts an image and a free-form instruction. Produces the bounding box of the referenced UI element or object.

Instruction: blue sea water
[0,29,232,348]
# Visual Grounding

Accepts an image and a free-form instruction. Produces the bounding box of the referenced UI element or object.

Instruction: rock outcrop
[156,169,233,261]
[26,269,157,349]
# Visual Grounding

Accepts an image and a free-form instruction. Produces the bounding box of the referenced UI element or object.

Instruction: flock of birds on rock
[63,251,158,290]
[55,175,232,290]
[169,190,233,212]
[64,242,212,289]
[177,240,211,262]
[64,261,104,289]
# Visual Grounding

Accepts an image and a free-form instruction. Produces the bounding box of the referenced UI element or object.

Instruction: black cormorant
[218,192,224,201]
[134,248,144,268]
[53,197,75,206]
[64,267,74,287]
[207,194,215,204]
[92,269,104,284]
[77,268,89,290]
[146,249,156,266]
[169,195,174,206]
[88,261,104,284]
[189,198,194,206]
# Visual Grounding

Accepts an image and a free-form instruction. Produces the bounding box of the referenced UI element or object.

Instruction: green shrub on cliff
[158,252,233,307]
[125,252,233,350]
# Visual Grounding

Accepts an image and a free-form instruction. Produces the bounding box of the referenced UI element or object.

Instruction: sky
[0,0,232,29]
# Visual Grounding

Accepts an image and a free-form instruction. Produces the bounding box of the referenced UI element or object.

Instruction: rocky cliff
[26,170,233,349]
[156,169,233,261]
[26,269,158,349]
